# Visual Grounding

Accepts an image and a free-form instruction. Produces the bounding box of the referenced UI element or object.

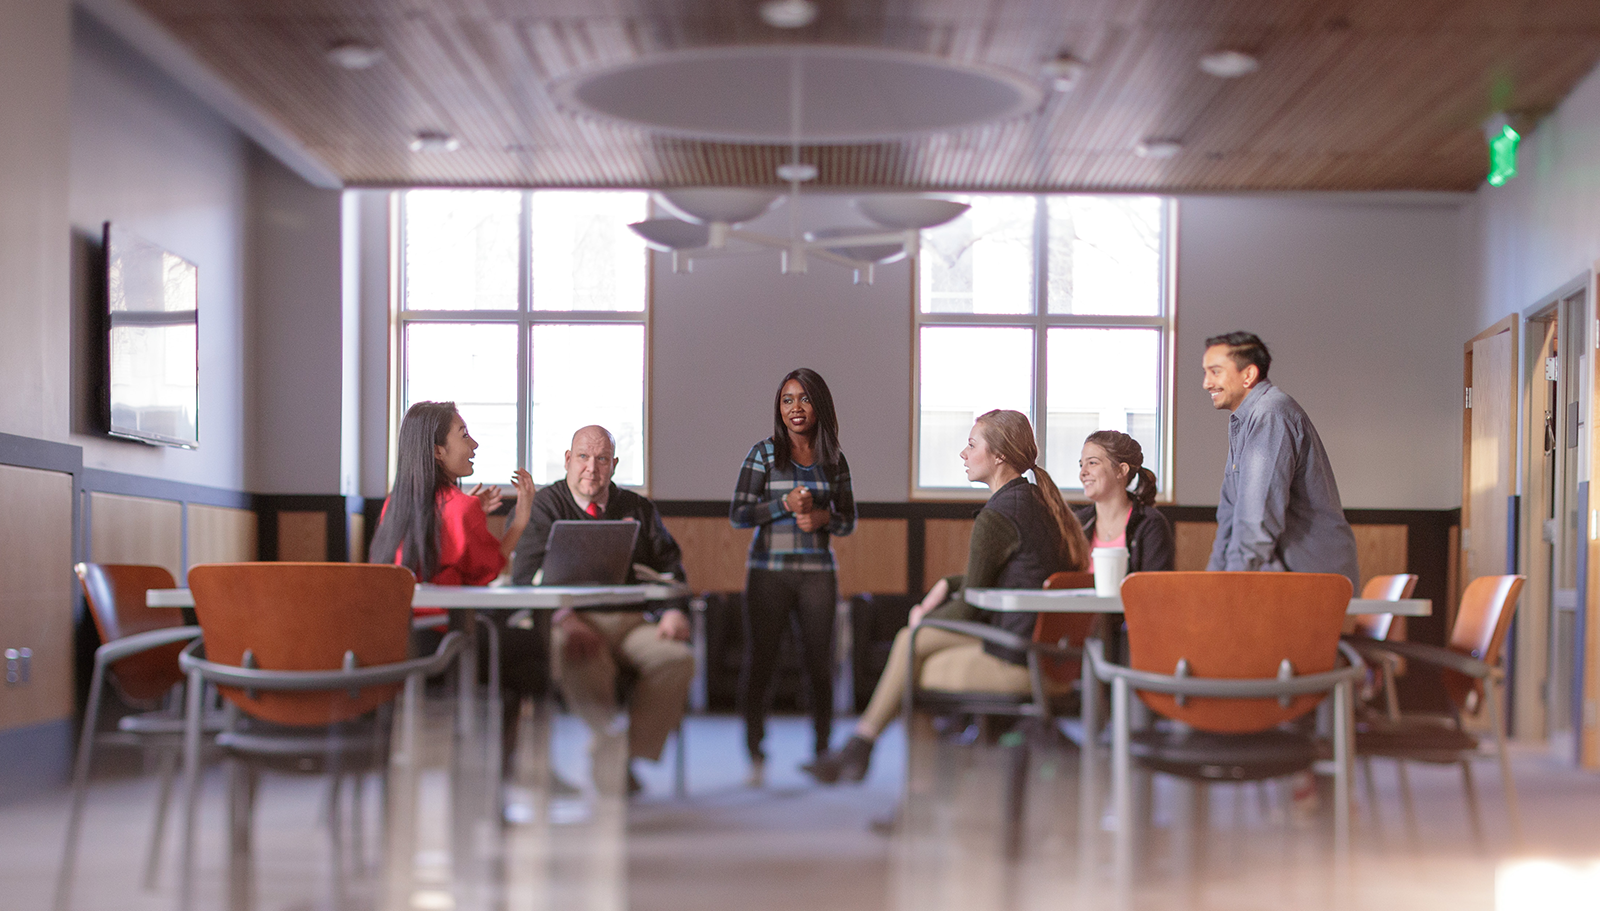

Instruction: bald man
[510,425,693,794]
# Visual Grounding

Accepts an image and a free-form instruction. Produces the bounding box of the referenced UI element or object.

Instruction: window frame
[910,195,1177,501]
[390,189,654,492]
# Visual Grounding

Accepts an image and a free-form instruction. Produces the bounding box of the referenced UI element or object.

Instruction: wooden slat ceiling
[123,0,1600,192]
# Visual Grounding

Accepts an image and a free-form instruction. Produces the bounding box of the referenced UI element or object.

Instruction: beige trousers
[857,624,1070,739]
[552,611,694,762]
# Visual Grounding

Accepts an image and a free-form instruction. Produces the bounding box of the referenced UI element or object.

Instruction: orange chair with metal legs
[55,563,220,911]
[908,570,1096,858]
[1085,572,1363,891]
[1342,572,1418,838]
[1348,574,1526,848]
[175,563,464,911]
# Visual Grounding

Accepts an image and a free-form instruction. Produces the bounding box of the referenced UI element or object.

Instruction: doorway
[1520,287,1588,750]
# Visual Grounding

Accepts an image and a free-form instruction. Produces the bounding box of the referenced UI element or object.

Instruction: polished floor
[7,702,1600,911]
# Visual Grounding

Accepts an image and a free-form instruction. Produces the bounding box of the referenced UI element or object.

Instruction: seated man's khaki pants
[552,611,695,763]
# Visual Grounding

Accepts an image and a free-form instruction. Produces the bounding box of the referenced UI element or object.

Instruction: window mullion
[1032,196,1049,460]
[517,190,532,476]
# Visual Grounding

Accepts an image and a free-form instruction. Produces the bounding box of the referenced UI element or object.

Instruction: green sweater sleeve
[928,509,1020,622]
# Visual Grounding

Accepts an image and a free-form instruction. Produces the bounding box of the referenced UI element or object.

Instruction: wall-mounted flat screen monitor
[104,222,199,449]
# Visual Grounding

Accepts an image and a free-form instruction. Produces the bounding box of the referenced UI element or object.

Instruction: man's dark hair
[1205,331,1271,381]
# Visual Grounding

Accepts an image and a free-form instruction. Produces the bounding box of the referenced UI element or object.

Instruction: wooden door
[1462,316,1518,635]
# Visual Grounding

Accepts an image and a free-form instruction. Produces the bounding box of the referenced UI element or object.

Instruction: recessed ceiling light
[409,131,460,153]
[1198,50,1259,78]
[1042,54,1087,92]
[776,162,818,182]
[1134,139,1183,159]
[760,0,818,29]
[326,39,383,70]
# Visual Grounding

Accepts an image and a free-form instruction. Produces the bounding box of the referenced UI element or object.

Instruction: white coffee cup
[1091,546,1129,597]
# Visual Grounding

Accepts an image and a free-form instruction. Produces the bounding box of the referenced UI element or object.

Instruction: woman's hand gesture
[469,484,503,515]
[509,468,536,521]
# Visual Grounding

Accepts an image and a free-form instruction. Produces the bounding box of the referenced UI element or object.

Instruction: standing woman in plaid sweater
[730,368,857,786]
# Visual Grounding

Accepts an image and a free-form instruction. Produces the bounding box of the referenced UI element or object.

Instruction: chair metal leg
[142,745,181,889]
[1077,656,1100,883]
[673,719,688,799]
[53,659,110,911]
[1111,677,1133,897]
[1333,679,1353,870]
[1395,759,1420,849]
[1359,757,1383,846]
[1459,760,1485,848]
[226,758,256,911]
[179,670,208,911]
[1003,731,1030,860]
[350,772,366,875]
[477,614,503,805]
[1486,676,1525,847]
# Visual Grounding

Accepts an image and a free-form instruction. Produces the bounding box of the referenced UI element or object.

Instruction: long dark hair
[369,401,459,582]
[1084,430,1159,508]
[974,409,1091,572]
[771,368,842,474]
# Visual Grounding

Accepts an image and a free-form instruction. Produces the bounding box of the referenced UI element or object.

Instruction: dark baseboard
[0,719,72,803]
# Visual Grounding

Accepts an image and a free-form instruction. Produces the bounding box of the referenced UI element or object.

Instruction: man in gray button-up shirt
[1202,332,1360,587]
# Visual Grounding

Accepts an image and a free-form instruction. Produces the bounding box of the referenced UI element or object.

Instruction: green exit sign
[1488,124,1520,187]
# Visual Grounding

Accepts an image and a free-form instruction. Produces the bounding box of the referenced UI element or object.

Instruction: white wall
[67,12,250,488]
[646,192,1472,509]
[1173,196,1472,510]
[650,195,915,502]
[1467,62,1600,330]
[0,0,71,443]
[244,149,343,494]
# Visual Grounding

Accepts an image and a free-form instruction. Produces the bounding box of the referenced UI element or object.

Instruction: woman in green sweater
[804,409,1090,783]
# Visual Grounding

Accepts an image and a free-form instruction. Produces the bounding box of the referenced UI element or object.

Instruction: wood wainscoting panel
[187,504,258,567]
[1173,521,1218,572]
[1352,523,1409,591]
[662,516,749,594]
[833,519,907,597]
[277,511,328,563]
[924,518,975,591]
[348,512,365,563]
[0,465,75,730]
[89,492,182,578]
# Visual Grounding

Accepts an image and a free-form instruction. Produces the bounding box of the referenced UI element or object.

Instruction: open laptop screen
[539,520,640,585]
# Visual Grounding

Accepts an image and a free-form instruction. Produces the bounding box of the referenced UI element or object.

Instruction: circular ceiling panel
[550,45,1043,145]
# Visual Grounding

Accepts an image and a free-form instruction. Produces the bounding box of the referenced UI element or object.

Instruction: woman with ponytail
[1076,430,1174,574]
[804,410,1089,784]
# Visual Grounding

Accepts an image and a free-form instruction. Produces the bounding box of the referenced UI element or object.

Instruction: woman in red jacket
[370,400,536,757]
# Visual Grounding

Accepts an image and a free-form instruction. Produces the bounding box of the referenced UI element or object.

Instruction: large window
[398,190,650,488]
[915,196,1172,495]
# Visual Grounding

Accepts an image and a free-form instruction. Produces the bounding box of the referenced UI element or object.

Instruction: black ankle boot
[802,735,874,784]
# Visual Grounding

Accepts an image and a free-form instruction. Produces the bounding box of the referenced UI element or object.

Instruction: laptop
[539,520,640,585]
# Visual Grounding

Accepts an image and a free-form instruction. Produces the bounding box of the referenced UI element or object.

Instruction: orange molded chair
[1348,574,1526,847]
[1351,573,1420,642]
[908,570,1095,857]
[1085,572,1362,889]
[55,563,212,911]
[175,563,464,911]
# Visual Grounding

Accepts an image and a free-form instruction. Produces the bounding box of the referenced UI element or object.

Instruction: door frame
[1462,314,1519,632]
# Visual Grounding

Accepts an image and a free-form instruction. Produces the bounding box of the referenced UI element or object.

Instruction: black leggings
[740,567,838,760]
